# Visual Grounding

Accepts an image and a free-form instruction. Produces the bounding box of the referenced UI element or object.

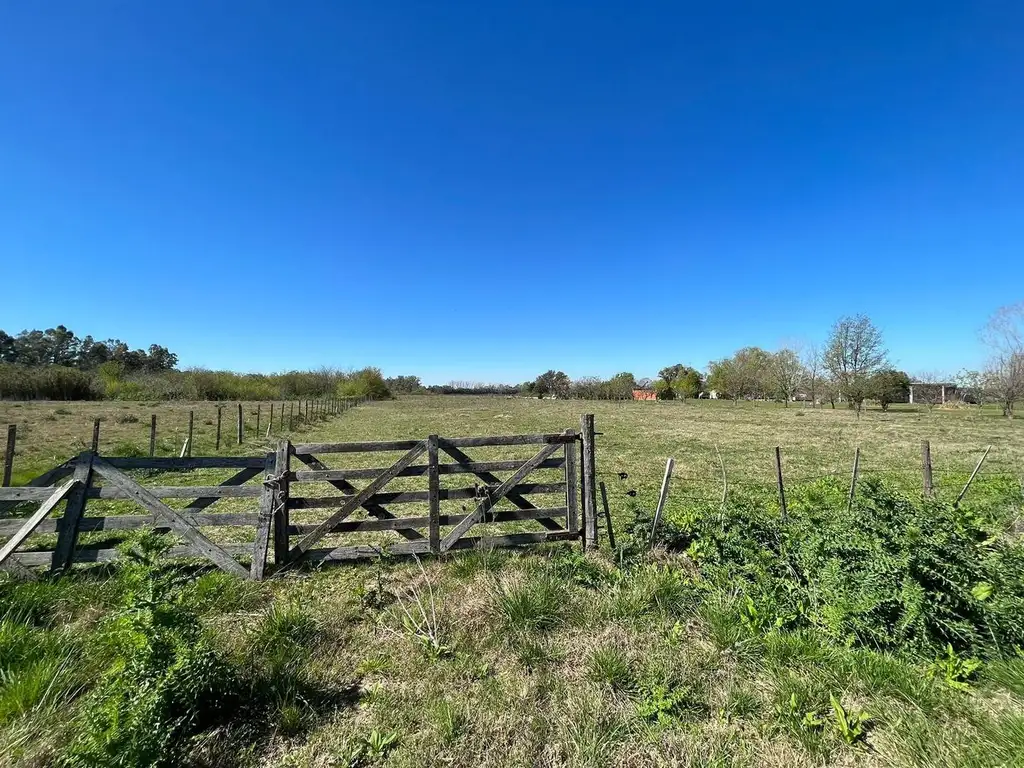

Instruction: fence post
[273,440,291,564]
[2,425,15,487]
[186,411,194,457]
[922,440,933,497]
[580,414,598,550]
[955,445,992,508]
[149,415,157,457]
[847,447,860,512]
[216,406,222,450]
[256,404,261,437]
[289,401,295,430]
[774,446,787,522]
[91,419,101,454]
[564,432,579,535]
[427,435,440,554]
[269,403,274,433]
[237,403,243,444]
[650,458,674,548]
[51,451,93,573]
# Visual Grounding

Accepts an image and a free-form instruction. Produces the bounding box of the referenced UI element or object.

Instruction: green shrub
[653,478,1024,658]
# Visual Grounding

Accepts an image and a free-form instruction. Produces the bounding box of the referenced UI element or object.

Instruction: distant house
[632,389,657,401]
[909,381,957,405]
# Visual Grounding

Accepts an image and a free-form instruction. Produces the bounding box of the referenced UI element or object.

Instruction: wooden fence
[0,416,599,580]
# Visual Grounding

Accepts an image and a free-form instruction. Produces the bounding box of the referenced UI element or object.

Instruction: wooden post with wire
[649,457,674,548]
[91,419,101,454]
[580,414,598,550]
[2,425,15,487]
[775,446,787,522]
[847,447,860,512]
[186,411,194,457]
[215,406,222,450]
[922,440,933,497]
[149,415,157,457]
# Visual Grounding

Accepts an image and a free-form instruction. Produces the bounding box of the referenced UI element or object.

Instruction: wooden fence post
[237,403,243,444]
[649,457,674,548]
[847,447,860,512]
[427,435,440,553]
[289,401,295,430]
[580,414,598,550]
[216,406,223,450]
[2,425,15,487]
[91,419,101,454]
[564,432,579,535]
[273,440,291,564]
[269,403,274,433]
[256,404,261,437]
[775,446,787,522]
[922,440,933,497]
[186,411,194,457]
[149,415,157,457]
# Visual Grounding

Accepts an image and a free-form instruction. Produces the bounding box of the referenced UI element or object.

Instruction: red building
[632,389,657,401]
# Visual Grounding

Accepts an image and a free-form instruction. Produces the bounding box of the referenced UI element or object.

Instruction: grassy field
[1,396,1023,767]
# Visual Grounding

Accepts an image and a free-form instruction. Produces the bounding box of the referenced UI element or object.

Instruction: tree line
[0,325,178,372]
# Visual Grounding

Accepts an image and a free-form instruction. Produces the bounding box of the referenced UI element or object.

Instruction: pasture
[1,396,1023,767]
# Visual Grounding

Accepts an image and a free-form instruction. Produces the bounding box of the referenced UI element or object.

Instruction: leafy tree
[769,349,805,406]
[869,369,911,411]
[534,370,571,399]
[658,364,685,386]
[823,314,888,413]
[653,379,675,400]
[606,372,637,400]
[385,375,424,394]
[671,368,703,399]
[707,347,771,401]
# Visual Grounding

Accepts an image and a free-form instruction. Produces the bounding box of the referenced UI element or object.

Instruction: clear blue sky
[1,2,1022,384]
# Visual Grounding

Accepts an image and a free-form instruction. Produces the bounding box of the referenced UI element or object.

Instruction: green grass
[1,396,1023,766]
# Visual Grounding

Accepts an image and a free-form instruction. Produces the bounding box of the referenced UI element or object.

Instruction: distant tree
[658,364,685,386]
[982,303,1024,418]
[823,314,888,414]
[869,369,911,411]
[770,349,805,406]
[707,347,771,402]
[144,344,179,372]
[801,343,823,407]
[606,372,637,400]
[385,375,424,394]
[534,370,571,399]
[653,379,675,400]
[671,367,703,399]
[0,331,15,363]
[570,376,602,400]
[954,369,985,405]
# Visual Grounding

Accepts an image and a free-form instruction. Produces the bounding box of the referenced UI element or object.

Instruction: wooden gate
[270,430,584,567]
[0,419,599,579]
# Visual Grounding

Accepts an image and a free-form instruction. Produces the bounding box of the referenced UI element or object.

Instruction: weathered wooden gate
[0,418,600,579]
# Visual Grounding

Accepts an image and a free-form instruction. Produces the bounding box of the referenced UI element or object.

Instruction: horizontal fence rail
[0,425,595,580]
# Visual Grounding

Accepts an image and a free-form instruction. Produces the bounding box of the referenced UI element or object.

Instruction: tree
[769,349,805,406]
[606,372,637,400]
[653,379,675,400]
[869,369,910,412]
[534,370,570,399]
[982,303,1024,418]
[671,368,703,399]
[707,347,771,401]
[385,375,424,395]
[801,343,823,407]
[823,315,888,413]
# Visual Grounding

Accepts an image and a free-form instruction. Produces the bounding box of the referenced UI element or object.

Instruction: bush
[651,478,1024,657]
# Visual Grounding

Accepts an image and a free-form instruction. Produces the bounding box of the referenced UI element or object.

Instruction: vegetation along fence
[0,416,601,580]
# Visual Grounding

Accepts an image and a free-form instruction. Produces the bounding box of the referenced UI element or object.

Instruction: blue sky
[1,2,1022,384]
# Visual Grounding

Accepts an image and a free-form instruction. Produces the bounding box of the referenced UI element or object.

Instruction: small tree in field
[770,348,805,406]
[869,369,910,412]
[801,343,823,407]
[671,368,703,399]
[823,314,888,414]
[982,303,1024,418]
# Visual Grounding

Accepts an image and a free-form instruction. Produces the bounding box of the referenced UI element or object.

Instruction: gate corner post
[273,439,291,565]
[580,414,598,550]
